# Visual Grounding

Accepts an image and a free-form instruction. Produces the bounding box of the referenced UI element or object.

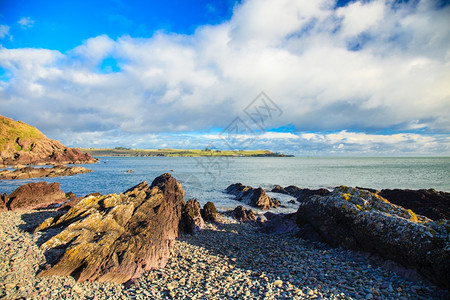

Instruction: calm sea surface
[1,157,449,212]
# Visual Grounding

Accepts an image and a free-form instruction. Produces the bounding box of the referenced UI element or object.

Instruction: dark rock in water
[232,205,257,222]
[226,183,280,209]
[355,186,379,194]
[259,212,298,234]
[379,188,450,221]
[0,165,92,180]
[296,186,450,289]
[271,185,288,194]
[35,173,185,284]
[6,182,67,211]
[271,185,330,202]
[201,201,218,222]
[181,198,205,234]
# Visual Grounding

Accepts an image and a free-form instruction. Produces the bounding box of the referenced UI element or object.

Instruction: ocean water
[1,156,449,213]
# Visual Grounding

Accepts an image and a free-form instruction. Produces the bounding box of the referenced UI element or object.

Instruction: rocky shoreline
[0,165,93,180]
[1,209,448,299]
[0,175,449,299]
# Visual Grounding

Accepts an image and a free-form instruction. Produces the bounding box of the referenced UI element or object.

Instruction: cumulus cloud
[0,0,449,155]
[0,25,10,39]
[18,17,34,28]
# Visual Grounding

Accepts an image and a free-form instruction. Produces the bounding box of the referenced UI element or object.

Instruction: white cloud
[18,17,34,28]
[0,0,449,155]
[0,25,10,39]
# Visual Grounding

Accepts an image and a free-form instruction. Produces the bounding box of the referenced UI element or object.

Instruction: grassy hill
[0,115,46,152]
[0,115,96,166]
[78,148,293,157]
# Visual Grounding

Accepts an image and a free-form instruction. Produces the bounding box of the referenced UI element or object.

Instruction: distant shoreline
[77,148,294,157]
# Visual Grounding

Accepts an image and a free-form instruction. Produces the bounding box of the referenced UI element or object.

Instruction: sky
[0,0,449,156]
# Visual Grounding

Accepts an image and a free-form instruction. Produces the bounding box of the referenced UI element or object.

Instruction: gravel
[0,209,448,299]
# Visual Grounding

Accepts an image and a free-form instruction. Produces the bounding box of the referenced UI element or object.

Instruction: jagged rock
[296,186,450,289]
[232,205,257,222]
[0,165,92,180]
[273,185,330,202]
[259,212,298,234]
[201,201,218,222]
[181,198,205,234]
[0,193,7,212]
[379,189,450,221]
[0,115,97,166]
[6,182,67,211]
[226,183,280,209]
[35,173,185,284]
[271,185,289,194]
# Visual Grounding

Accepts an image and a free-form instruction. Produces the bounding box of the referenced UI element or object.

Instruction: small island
[77,147,294,157]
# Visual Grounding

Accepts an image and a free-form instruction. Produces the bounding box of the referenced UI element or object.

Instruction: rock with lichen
[35,173,185,284]
[201,201,218,222]
[0,165,92,180]
[296,186,450,289]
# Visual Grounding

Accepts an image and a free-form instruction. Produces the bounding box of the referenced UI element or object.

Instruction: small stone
[365,293,373,299]
[273,280,283,287]
[72,284,83,294]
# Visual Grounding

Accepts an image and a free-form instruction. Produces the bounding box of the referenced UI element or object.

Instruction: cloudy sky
[0,0,449,156]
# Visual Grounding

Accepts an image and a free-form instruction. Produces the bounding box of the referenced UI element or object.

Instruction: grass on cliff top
[0,115,45,151]
[77,148,281,157]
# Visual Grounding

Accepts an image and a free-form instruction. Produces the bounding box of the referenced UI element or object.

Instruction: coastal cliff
[0,115,96,166]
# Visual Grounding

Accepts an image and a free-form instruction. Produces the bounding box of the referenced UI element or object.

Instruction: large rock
[0,115,97,166]
[6,182,67,211]
[272,185,330,202]
[35,173,185,284]
[0,193,7,212]
[226,183,280,209]
[201,201,218,222]
[0,165,92,180]
[259,212,298,234]
[181,198,205,234]
[232,205,257,222]
[379,188,450,221]
[296,186,450,289]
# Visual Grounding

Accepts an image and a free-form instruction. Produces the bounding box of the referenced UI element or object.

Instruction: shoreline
[0,209,447,299]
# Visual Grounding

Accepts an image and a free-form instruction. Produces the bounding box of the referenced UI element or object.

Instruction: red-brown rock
[6,182,67,211]
[35,173,186,284]
[0,193,7,212]
[0,115,97,166]
[181,198,205,234]
[226,183,280,209]
[232,205,257,222]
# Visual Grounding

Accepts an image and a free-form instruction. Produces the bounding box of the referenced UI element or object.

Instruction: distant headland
[77,147,294,157]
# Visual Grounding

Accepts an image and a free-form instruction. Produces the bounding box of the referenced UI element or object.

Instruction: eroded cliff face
[0,115,96,166]
[35,173,186,284]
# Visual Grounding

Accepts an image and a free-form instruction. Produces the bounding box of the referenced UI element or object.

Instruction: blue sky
[0,0,449,155]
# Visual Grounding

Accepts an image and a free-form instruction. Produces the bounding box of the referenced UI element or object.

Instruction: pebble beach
[0,209,448,300]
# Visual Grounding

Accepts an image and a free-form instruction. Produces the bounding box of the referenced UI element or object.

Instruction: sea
[1,156,449,213]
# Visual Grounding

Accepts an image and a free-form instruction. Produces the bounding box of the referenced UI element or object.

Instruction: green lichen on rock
[296,186,450,289]
[35,174,186,284]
